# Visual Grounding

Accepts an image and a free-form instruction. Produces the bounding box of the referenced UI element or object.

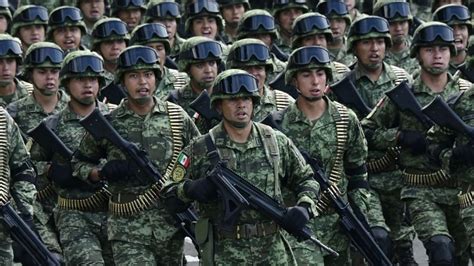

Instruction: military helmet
[410,21,456,58]
[130,22,170,53]
[432,4,472,33]
[272,0,309,18]
[291,12,333,49]
[60,50,107,88]
[24,42,63,70]
[373,0,413,23]
[210,68,260,107]
[47,7,87,40]
[217,0,250,10]
[316,0,351,26]
[185,0,224,35]
[0,0,11,22]
[178,36,223,72]
[91,18,130,51]
[0,34,23,64]
[226,38,273,72]
[236,9,278,40]
[11,5,48,37]
[347,15,392,53]
[115,45,162,84]
[111,0,146,17]
[145,1,181,23]
[285,45,333,84]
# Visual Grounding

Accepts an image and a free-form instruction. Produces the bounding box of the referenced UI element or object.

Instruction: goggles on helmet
[132,23,168,41]
[294,15,330,35]
[114,0,144,8]
[147,2,180,18]
[214,73,258,94]
[273,0,307,6]
[375,2,411,20]
[49,7,82,24]
[288,46,331,67]
[433,5,471,23]
[0,0,7,8]
[118,46,159,68]
[413,24,454,43]
[62,55,103,74]
[349,17,389,36]
[26,47,63,65]
[241,15,275,32]
[186,1,219,16]
[0,40,22,57]
[13,6,48,24]
[180,41,222,60]
[93,20,128,38]
[317,1,348,16]
[228,43,270,63]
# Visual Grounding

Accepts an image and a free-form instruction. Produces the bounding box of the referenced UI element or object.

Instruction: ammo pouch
[196,218,214,266]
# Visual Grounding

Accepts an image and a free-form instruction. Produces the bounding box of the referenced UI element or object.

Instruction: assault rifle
[27,121,73,160]
[207,161,339,257]
[422,96,474,140]
[79,109,199,247]
[385,81,433,128]
[329,76,372,117]
[0,202,60,265]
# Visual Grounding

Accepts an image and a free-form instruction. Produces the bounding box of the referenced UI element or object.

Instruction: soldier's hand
[184,177,217,203]
[397,130,427,154]
[282,205,310,236]
[99,160,137,181]
[452,143,474,165]
[48,162,73,186]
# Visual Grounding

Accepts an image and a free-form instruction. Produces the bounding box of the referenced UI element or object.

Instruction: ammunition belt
[0,108,9,205]
[402,169,454,187]
[217,221,279,240]
[367,147,400,174]
[459,191,474,209]
[316,184,342,215]
[58,188,111,211]
[274,90,291,111]
[37,183,56,202]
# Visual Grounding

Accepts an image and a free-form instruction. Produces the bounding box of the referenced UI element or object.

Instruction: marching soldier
[47,6,87,53]
[217,0,250,43]
[111,0,146,33]
[11,5,48,53]
[272,0,309,54]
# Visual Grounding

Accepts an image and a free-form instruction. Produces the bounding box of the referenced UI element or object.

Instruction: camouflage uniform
[272,0,309,54]
[156,67,189,101]
[0,78,34,108]
[384,38,419,75]
[19,0,75,13]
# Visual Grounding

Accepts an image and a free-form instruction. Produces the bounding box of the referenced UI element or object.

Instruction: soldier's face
[31,68,60,96]
[277,8,303,33]
[189,61,218,91]
[301,34,328,48]
[354,38,386,71]
[146,42,166,70]
[0,15,8,34]
[118,9,142,31]
[0,58,16,86]
[217,96,253,129]
[123,69,156,105]
[19,25,45,47]
[418,45,450,75]
[241,65,266,92]
[389,20,409,46]
[68,77,99,105]
[452,24,469,52]
[80,0,105,23]
[329,18,347,41]
[191,16,218,39]
[294,68,326,102]
[248,33,273,47]
[53,26,81,51]
[153,18,177,39]
[99,40,126,63]
[222,4,245,26]
[345,0,356,11]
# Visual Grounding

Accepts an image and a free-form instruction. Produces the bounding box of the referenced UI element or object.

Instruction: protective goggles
[228,43,270,63]
[114,0,144,8]
[374,2,411,20]
[0,40,22,57]
[186,1,219,16]
[63,55,103,74]
[294,15,330,35]
[118,46,159,68]
[0,0,7,8]
[146,2,181,18]
[273,0,307,6]
[13,6,48,24]
[241,15,275,32]
[92,20,128,38]
[49,7,82,24]
[289,46,331,67]
[349,17,389,36]
[413,24,454,43]
[180,41,222,60]
[25,47,63,65]
[132,23,168,41]
[214,73,258,94]
[433,5,471,23]
[316,1,348,16]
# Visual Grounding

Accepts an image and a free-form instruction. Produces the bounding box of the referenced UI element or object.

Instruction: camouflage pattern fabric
[0,79,34,108]
[169,83,200,118]
[156,67,189,101]
[460,205,474,254]
[170,35,186,58]
[19,0,76,13]
[328,38,356,67]
[385,40,419,75]
[253,85,294,122]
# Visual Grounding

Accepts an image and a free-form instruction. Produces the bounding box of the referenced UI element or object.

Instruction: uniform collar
[114,96,167,118]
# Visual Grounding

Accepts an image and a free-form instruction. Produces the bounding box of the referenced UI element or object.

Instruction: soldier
[226,38,294,122]
[11,5,48,53]
[184,0,226,44]
[373,0,419,75]
[0,0,11,34]
[0,34,34,108]
[217,0,250,43]
[432,4,472,75]
[362,22,471,265]
[274,45,370,265]
[131,22,189,101]
[457,35,474,82]
[72,45,200,264]
[164,69,320,265]
[410,0,432,22]
[20,0,74,13]
[271,0,309,54]
[0,107,37,264]
[91,17,129,104]
[47,7,87,53]
[111,0,146,32]
[78,0,107,49]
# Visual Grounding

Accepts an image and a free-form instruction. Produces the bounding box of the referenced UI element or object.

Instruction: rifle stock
[189,90,220,122]
[27,121,73,160]
[330,76,372,117]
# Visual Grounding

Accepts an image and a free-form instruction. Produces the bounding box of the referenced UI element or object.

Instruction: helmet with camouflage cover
[432,4,472,33]
[60,50,107,88]
[130,22,170,53]
[410,21,456,58]
[47,7,87,41]
[0,0,11,22]
[145,1,182,23]
[185,0,224,36]
[178,36,223,72]
[111,0,146,17]
[236,9,278,40]
[272,0,309,18]
[285,45,333,84]
[91,17,130,51]
[217,0,250,10]
[291,12,333,49]
[316,0,351,26]
[24,42,63,71]
[226,38,273,72]
[373,0,413,23]
[115,45,162,84]
[347,15,392,53]
[0,34,23,65]
[11,5,48,37]
[210,68,260,108]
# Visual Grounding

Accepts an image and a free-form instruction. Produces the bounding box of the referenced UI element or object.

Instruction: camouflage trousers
[365,189,390,231]
[460,204,474,255]
[107,206,184,265]
[54,208,113,265]
[34,198,62,254]
[0,219,13,266]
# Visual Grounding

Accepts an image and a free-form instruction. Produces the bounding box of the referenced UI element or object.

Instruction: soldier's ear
[291,77,298,87]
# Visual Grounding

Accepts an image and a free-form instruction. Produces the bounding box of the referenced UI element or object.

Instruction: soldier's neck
[297,96,327,122]
[69,100,96,117]
[128,98,155,116]
[327,39,343,50]
[104,61,117,73]
[33,90,59,113]
[223,121,252,143]
[420,71,448,93]
[451,51,466,66]
[225,24,238,39]
[0,81,16,96]
[390,42,407,53]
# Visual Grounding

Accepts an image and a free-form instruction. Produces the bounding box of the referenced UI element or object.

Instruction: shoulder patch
[177,152,190,168]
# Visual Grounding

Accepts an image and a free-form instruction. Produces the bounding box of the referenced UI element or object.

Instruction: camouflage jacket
[385,39,419,75]
[254,85,294,122]
[328,38,356,67]
[170,35,186,58]
[156,67,189,101]
[0,78,34,108]
[169,83,200,117]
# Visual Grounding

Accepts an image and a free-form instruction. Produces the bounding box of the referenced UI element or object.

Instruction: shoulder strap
[204,133,221,166]
[163,102,185,180]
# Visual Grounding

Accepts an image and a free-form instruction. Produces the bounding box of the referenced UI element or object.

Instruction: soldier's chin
[0,79,12,87]
[392,36,406,45]
[424,66,448,75]
[77,97,96,106]
[132,96,153,106]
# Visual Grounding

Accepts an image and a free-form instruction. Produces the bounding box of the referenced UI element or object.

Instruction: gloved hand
[48,162,72,186]
[183,177,217,202]
[397,130,427,154]
[163,187,191,213]
[99,160,137,181]
[282,205,310,236]
[451,143,474,165]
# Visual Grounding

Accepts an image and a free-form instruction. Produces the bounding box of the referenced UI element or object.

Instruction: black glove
[451,143,474,165]
[99,160,137,181]
[397,130,427,154]
[282,205,310,236]
[183,177,217,202]
[48,162,72,186]
[163,187,191,213]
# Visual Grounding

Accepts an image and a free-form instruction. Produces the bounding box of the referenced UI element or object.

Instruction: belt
[367,147,400,174]
[37,184,56,202]
[402,169,456,187]
[57,188,111,212]
[218,221,279,240]
[459,191,474,209]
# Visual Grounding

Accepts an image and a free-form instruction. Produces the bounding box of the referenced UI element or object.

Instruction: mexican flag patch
[177,153,190,168]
